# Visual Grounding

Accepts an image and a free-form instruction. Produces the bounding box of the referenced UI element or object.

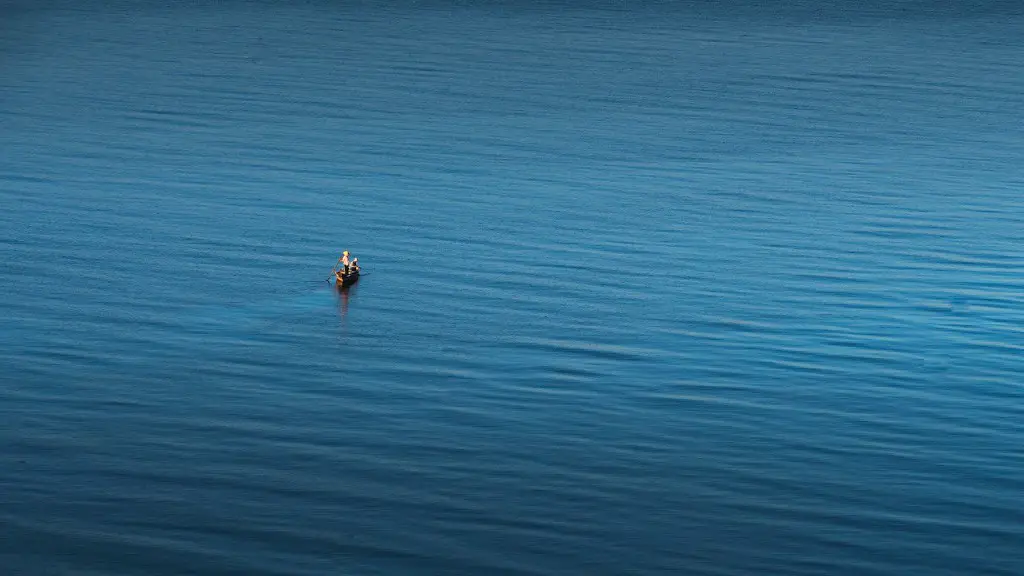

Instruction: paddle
[326,256,343,284]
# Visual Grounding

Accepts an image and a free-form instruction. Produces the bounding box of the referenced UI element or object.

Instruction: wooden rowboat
[335,269,360,287]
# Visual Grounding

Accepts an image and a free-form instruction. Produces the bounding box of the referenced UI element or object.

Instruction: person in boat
[339,251,350,274]
[349,258,360,274]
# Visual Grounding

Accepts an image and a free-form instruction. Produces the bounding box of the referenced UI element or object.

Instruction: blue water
[2,2,1023,574]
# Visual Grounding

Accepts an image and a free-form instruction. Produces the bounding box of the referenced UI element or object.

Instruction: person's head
[343,251,349,256]
[352,258,358,264]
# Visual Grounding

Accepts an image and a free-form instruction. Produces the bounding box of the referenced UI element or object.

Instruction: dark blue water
[3,2,1023,574]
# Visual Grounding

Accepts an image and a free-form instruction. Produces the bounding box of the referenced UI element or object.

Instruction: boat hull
[335,270,359,287]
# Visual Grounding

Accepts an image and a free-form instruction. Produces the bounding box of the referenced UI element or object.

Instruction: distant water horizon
[2,2,1022,574]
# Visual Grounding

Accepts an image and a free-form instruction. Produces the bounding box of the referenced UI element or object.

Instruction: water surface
[2,2,1023,574]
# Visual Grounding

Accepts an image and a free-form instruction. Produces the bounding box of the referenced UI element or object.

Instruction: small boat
[335,268,360,287]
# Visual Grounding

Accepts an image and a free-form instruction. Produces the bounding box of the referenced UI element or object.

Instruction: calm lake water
[2,2,1023,574]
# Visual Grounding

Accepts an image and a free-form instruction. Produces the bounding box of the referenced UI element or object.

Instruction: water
[2,2,1023,574]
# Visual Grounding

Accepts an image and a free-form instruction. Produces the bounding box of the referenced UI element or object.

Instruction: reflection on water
[336,282,354,318]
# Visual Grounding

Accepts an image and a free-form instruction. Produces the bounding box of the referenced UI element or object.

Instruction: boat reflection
[336,282,355,318]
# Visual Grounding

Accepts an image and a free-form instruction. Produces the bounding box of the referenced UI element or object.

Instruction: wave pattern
[2,3,1023,575]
